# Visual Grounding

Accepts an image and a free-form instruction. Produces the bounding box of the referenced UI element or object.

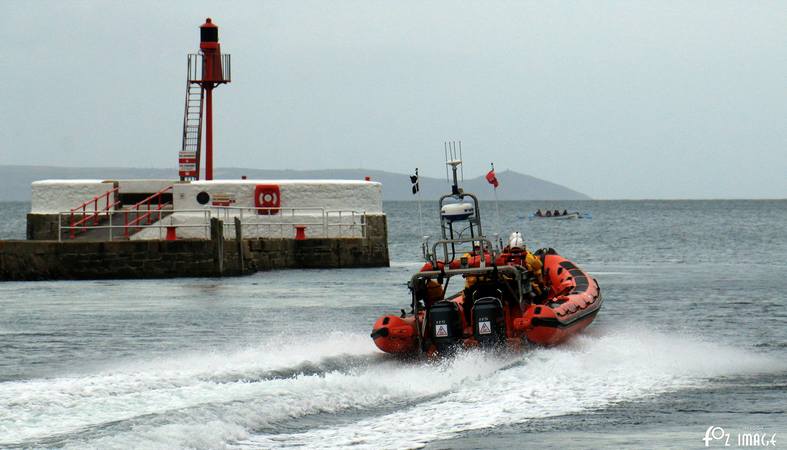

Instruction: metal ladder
[180,82,203,181]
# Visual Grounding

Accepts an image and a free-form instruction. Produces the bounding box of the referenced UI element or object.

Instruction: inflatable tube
[524,253,602,345]
[371,315,417,354]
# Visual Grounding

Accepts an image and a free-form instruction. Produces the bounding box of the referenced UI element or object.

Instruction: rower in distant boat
[526,209,590,220]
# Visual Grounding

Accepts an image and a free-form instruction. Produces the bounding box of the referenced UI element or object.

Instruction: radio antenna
[445,140,462,196]
[459,141,464,182]
[444,142,450,184]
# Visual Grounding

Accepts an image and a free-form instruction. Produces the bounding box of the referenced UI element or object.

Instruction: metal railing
[57,206,367,242]
[68,186,120,239]
[123,186,174,238]
[213,206,367,239]
[186,53,231,83]
[58,209,212,242]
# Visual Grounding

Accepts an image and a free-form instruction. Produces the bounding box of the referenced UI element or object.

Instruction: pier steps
[61,206,174,241]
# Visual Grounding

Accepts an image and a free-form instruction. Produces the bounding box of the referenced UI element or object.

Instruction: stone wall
[0,215,388,281]
[0,240,218,281]
[26,214,61,240]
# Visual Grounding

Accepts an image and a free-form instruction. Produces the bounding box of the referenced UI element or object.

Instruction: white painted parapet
[139,179,384,240]
[29,178,384,240]
[172,180,382,213]
[31,180,118,214]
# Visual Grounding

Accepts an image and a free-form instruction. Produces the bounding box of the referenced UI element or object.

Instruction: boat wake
[0,327,782,449]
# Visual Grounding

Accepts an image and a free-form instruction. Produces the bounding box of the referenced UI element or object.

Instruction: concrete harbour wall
[1,216,389,281]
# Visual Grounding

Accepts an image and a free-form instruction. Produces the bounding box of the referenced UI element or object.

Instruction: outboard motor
[427,301,464,354]
[472,297,506,347]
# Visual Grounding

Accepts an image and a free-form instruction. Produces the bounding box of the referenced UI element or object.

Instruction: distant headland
[0,165,590,201]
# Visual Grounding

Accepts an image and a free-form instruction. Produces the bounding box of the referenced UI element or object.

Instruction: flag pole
[416,168,424,239]
[492,162,501,237]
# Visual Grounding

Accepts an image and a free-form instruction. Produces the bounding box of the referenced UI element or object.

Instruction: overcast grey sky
[1,1,785,199]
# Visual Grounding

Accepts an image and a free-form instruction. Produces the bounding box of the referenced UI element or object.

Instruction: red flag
[486,169,499,188]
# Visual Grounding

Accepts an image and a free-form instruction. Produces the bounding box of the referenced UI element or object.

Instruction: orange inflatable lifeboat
[370,158,602,357]
[370,247,602,356]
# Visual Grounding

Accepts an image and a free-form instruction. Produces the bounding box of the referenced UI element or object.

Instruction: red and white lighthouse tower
[179,18,231,181]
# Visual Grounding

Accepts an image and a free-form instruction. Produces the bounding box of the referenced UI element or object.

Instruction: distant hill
[0,165,590,201]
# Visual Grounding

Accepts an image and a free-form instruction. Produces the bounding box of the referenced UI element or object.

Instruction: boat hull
[371,251,602,355]
[525,308,599,345]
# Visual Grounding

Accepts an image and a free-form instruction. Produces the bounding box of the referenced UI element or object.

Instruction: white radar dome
[441,202,474,221]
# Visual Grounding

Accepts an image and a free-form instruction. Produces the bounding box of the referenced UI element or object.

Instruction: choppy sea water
[0,200,785,449]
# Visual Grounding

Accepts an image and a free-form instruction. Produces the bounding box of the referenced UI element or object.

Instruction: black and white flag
[410,169,420,195]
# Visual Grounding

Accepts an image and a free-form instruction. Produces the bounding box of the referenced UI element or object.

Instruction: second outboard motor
[427,301,464,354]
[472,297,506,347]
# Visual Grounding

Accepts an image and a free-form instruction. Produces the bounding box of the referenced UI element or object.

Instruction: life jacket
[501,248,544,295]
[524,251,543,283]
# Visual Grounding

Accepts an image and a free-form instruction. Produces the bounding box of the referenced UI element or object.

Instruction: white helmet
[508,232,525,250]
